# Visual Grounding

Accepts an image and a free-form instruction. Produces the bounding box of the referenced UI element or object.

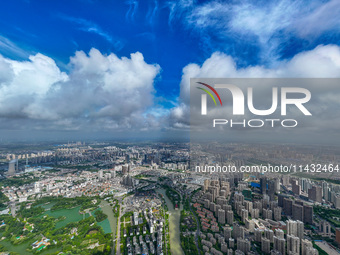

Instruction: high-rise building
[261,237,271,254]
[322,181,328,199]
[229,238,234,248]
[221,181,230,195]
[237,238,250,254]
[335,195,340,209]
[301,239,317,255]
[292,204,304,222]
[305,246,318,255]
[254,200,263,212]
[206,192,213,203]
[274,236,285,255]
[241,209,248,223]
[122,164,129,175]
[232,222,244,239]
[210,202,216,213]
[287,220,304,239]
[223,226,232,241]
[204,179,210,192]
[8,159,17,175]
[251,208,260,219]
[283,175,289,186]
[245,218,255,232]
[283,198,293,216]
[204,199,210,209]
[264,228,274,243]
[218,209,225,224]
[275,229,284,239]
[221,242,228,253]
[215,204,221,214]
[234,192,244,204]
[278,194,288,207]
[297,220,304,240]
[275,178,280,192]
[260,176,267,194]
[254,228,263,242]
[227,210,234,225]
[244,200,253,212]
[292,180,301,195]
[274,207,282,221]
[263,208,272,220]
[34,182,40,193]
[268,180,276,200]
[216,196,226,206]
[287,234,300,255]
[303,204,313,224]
[308,186,322,203]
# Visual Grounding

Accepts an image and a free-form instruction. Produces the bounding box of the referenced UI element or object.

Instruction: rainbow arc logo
[196,82,223,106]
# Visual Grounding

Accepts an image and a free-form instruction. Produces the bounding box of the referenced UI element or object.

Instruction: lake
[40,206,83,229]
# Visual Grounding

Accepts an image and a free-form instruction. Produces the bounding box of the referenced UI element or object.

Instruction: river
[156,188,184,255]
[99,200,117,238]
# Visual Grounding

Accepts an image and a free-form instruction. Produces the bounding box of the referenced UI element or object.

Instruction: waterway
[40,206,83,229]
[156,188,184,255]
[98,200,117,238]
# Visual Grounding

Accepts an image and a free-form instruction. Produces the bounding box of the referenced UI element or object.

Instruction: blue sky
[0,0,202,102]
[0,0,340,141]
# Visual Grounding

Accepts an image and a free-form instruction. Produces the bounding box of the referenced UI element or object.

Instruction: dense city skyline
[1,1,340,254]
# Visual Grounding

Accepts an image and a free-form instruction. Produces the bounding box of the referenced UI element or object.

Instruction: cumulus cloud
[1,43,340,143]
[169,44,340,143]
[0,48,160,132]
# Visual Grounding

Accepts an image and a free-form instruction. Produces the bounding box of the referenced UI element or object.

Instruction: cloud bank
[1,44,340,142]
[0,48,160,132]
[170,44,340,134]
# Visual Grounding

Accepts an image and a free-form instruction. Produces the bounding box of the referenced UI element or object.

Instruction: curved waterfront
[99,200,117,238]
[156,188,184,255]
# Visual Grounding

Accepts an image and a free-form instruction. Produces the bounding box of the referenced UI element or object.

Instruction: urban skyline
[1,1,340,255]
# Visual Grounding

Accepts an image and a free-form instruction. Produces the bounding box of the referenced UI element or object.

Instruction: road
[315,241,340,255]
[189,193,201,254]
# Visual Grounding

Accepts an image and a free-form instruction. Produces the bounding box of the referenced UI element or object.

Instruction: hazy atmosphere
[0,0,340,141]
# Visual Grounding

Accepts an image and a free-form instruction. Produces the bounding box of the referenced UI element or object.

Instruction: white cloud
[0,48,160,131]
[0,35,30,59]
[1,43,340,139]
[169,0,340,62]
[295,0,340,38]
[126,0,139,22]
[59,15,123,50]
[170,44,340,133]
